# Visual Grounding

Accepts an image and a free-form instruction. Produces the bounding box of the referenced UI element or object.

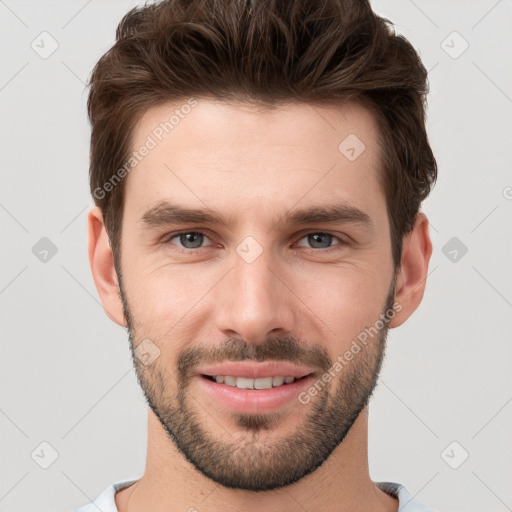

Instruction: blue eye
[162,231,348,253]
[166,231,211,250]
[295,232,344,250]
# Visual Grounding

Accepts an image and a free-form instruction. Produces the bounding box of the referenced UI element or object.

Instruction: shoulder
[72,479,139,512]
[375,481,439,512]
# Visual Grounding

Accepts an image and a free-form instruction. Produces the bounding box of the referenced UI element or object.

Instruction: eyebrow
[140,201,374,232]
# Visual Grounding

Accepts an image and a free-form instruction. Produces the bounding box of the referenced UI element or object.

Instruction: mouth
[197,361,315,381]
[201,374,311,389]
[196,362,317,414]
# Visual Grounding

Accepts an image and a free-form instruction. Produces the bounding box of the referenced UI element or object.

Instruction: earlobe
[88,206,127,327]
[389,212,433,328]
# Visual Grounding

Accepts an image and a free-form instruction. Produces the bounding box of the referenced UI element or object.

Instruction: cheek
[122,240,392,345]
[301,265,390,343]
[123,262,216,333]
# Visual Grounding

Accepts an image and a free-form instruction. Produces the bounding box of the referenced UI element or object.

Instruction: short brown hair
[88,0,437,271]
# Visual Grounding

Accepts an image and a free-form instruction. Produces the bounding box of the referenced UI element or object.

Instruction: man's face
[118,99,397,490]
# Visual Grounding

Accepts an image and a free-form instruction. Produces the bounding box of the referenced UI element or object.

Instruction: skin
[88,99,432,512]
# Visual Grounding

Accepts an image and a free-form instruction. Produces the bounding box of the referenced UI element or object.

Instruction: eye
[161,230,349,253]
[163,231,213,251]
[294,232,348,252]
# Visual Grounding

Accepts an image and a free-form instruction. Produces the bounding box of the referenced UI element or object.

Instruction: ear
[389,212,433,328]
[88,206,127,327]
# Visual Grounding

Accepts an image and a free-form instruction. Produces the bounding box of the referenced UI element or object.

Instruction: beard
[118,273,396,492]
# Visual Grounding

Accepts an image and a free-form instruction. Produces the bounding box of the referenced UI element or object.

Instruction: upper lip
[197,361,315,379]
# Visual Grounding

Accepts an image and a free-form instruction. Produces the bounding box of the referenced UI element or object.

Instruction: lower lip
[197,375,315,414]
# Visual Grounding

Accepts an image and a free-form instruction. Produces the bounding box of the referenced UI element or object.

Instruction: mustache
[176,336,333,383]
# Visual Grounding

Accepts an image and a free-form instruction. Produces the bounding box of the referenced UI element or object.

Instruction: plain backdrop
[1,1,511,511]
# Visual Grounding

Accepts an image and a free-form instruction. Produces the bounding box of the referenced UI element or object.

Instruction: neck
[116,407,398,512]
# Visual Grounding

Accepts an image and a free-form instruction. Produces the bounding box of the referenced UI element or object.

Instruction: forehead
[124,99,384,226]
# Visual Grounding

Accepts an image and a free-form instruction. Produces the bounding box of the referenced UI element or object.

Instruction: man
[76,0,438,510]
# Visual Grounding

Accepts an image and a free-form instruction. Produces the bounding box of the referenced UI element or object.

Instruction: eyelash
[161,230,350,254]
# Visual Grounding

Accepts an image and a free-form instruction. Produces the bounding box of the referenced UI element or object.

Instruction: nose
[214,246,297,344]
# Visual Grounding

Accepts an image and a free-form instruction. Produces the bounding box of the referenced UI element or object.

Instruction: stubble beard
[119,275,395,491]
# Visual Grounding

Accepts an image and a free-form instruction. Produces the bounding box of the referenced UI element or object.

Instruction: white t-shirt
[73,478,438,511]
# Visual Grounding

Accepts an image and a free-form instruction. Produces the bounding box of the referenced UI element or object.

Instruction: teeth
[211,375,298,389]
[236,377,254,389]
[254,377,273,389]
[272,376,284,387]
[224,376,237,387]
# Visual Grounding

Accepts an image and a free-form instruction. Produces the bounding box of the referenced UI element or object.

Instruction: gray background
[1,1,511,511]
